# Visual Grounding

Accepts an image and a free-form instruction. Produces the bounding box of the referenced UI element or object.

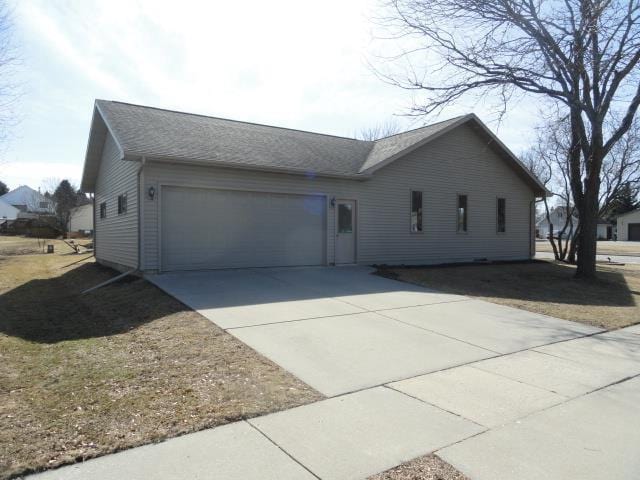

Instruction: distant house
[80,100,545,273]
[596,219,614,240]
[68,204,94,234]
[0,198,19,220]
[536,206,578,239]
[537,207,614,240]
[0,185,55,216]
[616,209,640,241]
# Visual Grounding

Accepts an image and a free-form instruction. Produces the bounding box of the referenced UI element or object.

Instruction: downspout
[93,194,97,258]
[137,156,146,272]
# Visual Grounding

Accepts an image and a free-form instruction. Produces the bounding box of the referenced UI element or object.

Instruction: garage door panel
[161,187,326,271]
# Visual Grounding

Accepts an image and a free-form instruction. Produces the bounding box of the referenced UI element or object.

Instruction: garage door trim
[157,184,328,272]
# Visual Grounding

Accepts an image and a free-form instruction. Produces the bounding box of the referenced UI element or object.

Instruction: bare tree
[378,0,640,278]
[522,119,578,262]
[599,118,640,216]
[0,1,19,154]
[357,119,403,140]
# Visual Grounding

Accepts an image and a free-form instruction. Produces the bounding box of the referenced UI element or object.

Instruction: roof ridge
[97,99,370,144]
[372,114,471,142]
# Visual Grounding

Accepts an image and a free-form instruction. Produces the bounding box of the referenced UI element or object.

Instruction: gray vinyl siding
[142,124,535,271]
[94,132,139,269]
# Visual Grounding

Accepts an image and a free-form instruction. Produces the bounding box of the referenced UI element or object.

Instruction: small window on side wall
[457,195,468,232]
[100,202,107,219]
[497,198,506,233]
[410,190,423,232]
[117,193,128,215]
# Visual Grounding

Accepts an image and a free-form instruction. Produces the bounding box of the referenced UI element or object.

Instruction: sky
[1,0,539,192]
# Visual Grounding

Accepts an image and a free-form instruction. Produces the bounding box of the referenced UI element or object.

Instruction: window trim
[99,201,107,219]
[496,197,506,234]
[117,193,128,215]
[456,194,468,233]
[410,190,423,233]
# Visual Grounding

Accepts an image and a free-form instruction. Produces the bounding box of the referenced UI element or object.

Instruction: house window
[100,202,107,219]
[410,191,423,232]
[497,198,506,233]
[457,195,468,232]
[338,203,353,233]
[39,201,49,209]
[117,193,127,215]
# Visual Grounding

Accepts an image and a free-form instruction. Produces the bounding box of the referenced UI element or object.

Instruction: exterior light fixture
[148,186,156,200]
[330,197,336,207]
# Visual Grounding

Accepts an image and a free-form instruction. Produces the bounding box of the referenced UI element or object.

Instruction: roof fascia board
[94,101,126,158]
[615,208,640,219]
[80,103,126,192]
[359,115,473,176]
[80,107,102,191]
[362,113,547,197]
[466,114,548,196]
[126,153,372,181]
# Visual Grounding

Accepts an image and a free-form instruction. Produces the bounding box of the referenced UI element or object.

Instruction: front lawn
[0,241,322,479]
[380,260,639,330]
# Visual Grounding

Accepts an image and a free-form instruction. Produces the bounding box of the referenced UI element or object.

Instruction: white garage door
[161,186,326,271]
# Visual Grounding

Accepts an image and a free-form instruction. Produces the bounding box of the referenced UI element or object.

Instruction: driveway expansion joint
[245,420,322,480]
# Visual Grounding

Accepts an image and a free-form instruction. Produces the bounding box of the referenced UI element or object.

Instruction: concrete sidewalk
[30,267,640,479]
[29,326,640,480]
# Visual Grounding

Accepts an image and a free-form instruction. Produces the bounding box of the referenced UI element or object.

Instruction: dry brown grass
[0,236,54,256]
[0,247,322,479]
[382,260,640,330]
[369,454,469,480]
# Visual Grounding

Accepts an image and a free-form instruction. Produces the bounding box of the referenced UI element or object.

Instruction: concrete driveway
[149,266,599,397]
[36,267,640,480]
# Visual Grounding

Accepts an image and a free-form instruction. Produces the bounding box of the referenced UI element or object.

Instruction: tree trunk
[575,142,604,278]
[568,225,580,263]
[575,196,598,278]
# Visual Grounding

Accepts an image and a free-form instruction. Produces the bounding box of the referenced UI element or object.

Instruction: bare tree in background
[525,115,640,260]
[523,119,580,262]
[0,1,19,159]
[379,0,640,278]
[599,118,640,216]
[357,119,402,140]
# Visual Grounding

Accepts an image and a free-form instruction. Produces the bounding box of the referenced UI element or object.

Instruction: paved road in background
[535,251,640,264]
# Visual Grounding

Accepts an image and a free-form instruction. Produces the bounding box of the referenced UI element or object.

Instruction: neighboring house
[68,203,94,234]
[616,209,640,241]
[536,206,578,239]
[80,100,546,273]
[0,185,55,216]
[596,219,614,240]
[0,198,19,220]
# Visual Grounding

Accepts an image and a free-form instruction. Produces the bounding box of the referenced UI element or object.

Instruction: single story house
[536,206,578,239]
[68,203,94,235]
[616,209,640,241]
[80,100,546,273]
[536,206,613,241]
[0,185,55,216]
[596,219,614,240]
[0,198,19,220]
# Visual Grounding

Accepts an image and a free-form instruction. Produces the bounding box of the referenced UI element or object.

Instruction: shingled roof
[81,100,545,195]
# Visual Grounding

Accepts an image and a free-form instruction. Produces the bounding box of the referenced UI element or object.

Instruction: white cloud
[5,0,540,188]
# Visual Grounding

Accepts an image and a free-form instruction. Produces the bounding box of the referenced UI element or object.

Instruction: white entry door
[335,200,356,264]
